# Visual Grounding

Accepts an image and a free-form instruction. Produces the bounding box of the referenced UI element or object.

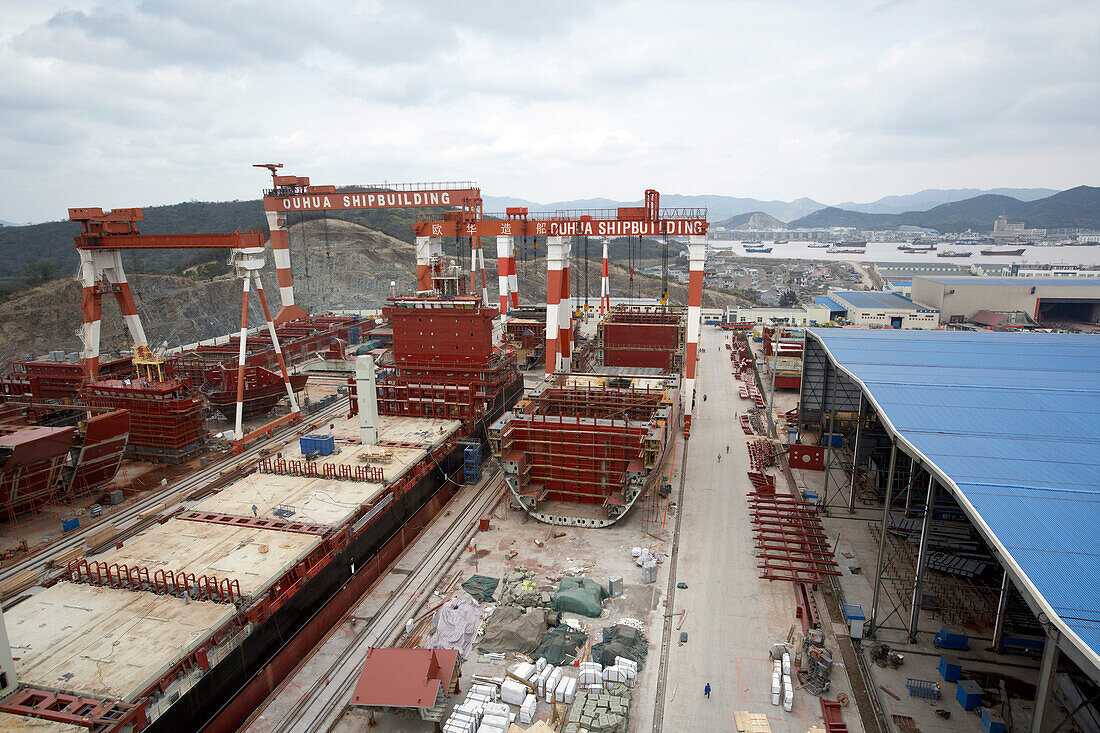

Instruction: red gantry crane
[413,191,709,422]
[69,207,301,449]
[254,164,484,323]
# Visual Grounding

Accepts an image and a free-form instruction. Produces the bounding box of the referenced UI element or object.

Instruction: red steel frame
[749,494,840,583]
[82,378,204,463]
[493,381,671,506]
[0,686,148,732]
[351,292,520,430]
[598,306,685,371]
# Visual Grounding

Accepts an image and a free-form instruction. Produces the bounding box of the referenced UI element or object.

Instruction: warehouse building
[798,330,1100,731]
[824,291,939,329]
[911,276,1100,326]
[725,305,831,326]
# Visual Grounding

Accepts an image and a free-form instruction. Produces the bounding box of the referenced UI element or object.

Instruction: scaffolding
[492,376,677,509]
[82,378,204,463]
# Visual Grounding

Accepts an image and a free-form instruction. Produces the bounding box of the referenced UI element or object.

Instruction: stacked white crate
[544,667,563,704]
[781,652,794,712]
[771,659,782,706]
[555,676,577,704]
[520,694,538,724]
[576,660,602,686]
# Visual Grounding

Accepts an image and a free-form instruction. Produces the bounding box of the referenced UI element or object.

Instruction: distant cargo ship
[937,249,973,258]
[744,246,773,253]
[826,245,866,254]
[807,242,831,248]
[980,247,1026,256]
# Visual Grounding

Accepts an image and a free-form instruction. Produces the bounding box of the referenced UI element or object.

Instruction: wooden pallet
[734,711,772,733]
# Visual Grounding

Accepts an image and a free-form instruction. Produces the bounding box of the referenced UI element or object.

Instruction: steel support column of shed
[868,441,897,637]
[909,474,937,641]
[846,393,864,513]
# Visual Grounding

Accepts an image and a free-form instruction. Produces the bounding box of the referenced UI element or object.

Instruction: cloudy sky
[1,0,1097,223]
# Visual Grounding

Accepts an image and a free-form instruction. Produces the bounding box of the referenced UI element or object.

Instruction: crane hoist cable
[661,231,669,308]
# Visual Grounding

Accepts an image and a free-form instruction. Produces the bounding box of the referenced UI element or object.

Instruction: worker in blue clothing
[252,504,258,517]
[704,682,711,698]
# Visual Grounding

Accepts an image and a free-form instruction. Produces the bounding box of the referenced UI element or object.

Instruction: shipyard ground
[254,324,866,733]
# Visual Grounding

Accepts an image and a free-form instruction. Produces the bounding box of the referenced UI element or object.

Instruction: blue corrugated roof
[918,276,1100,288]
[810,330,1100,672]
[831,291,927,310]
[814,296,846,313]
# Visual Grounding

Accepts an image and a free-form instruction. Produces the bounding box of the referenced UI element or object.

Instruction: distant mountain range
[830,188,1058,215]
[483,187,1063,223]
[712,212,787,230]
[789,186,1100,232]
[482,194,825,223]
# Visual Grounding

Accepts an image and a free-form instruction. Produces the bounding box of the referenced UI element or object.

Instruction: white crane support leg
[559,236,573,373]
[415,235,434,295]
[496,235,512,316]
[264,211,308,323]
[252,272,300,414]
[507,236,519,309]
[600,240,610,314]
[234,276,251,441]
[683,234,706,415]
[545,236,566,374]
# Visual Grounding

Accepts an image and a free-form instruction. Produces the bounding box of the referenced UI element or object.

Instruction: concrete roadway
[660,325,862,733]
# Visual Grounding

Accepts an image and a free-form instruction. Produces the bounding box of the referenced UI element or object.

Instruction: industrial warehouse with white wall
[821,291,939,329]
[911,277,1100,326]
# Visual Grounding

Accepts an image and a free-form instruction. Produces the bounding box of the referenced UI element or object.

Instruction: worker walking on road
[704,682,711,699]
[717,453,721,463]
[726,444,730,453]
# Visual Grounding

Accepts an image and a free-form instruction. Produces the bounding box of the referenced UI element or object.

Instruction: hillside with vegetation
[790,186,1100,232]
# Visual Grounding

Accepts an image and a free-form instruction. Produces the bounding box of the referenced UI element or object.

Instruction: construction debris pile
[462,574,501,603]
[591,625,648,668]
[500,567,552,611]
[532,625,588,667]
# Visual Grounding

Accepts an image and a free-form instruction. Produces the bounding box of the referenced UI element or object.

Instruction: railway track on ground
[0,398,351,593]
[266,471,505,733]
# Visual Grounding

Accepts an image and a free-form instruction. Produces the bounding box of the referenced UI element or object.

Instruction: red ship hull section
[68,409,130,493]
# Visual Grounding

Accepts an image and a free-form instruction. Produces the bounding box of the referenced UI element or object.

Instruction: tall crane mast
[69,207,300,448]
[255,165,482,323]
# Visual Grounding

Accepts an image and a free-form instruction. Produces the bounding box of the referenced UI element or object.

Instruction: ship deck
[5,583,234,702]
[191,415,457,528]
[0,713,83,732]
[106,521,321,596]
[4,413,462,717]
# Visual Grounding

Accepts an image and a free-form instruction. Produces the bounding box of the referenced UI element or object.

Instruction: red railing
[257,457,384,483]
[67,558,241,603]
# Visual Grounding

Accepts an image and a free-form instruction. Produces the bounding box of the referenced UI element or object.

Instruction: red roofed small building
[349,647,460,724]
